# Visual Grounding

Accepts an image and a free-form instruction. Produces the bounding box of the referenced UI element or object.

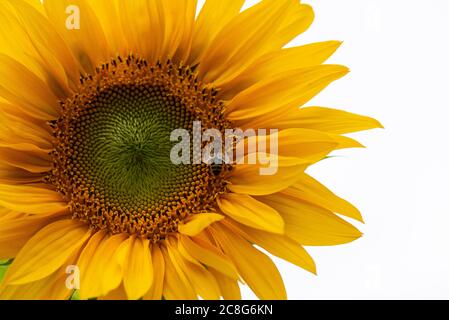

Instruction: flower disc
[49,57,230,241]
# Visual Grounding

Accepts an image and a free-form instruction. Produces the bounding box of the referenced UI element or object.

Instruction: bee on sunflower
[0,0,381,300]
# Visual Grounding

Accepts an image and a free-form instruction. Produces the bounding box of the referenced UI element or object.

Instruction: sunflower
[0,0,381,300]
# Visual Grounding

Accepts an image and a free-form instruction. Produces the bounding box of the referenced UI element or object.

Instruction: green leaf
[0,265,8,283]
[0,260,12,284]
[0,259,11,265]
[70,290,81,300]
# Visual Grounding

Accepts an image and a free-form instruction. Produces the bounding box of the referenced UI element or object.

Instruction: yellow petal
[122,237,153,300]
[19,0,45,14]
[283,173,364,222]
[271,3,314,49]
[164,239,197,296]
[178,213,224,236]
[0,146,51,173]
[236,128,340,164]
[0,269,59,300]
[90,0,127,57]
[228,163,307,196]
[4,219,90,285]
[210,269,241,300]
[0,54,60,119]
[185,263,221,300]
[0,162,43,185]
[0,137,52,155]
[171,0,198,62]
[9,0,79,95]
[189,0,245,64]
[199,0,292,83]
[167,238,220,300]
[331,134,365,150]
[0,212,64,260]
[0,279,48,300]
[144,244,165,300]
[262,107,384,134]
[0,207,12,218]
[218,41,341,99]
[226,65,349,121]
[0,250,78,300]
[100,284,127,300]
[161,244,197,300]
[179,235,239,280]
[0,143,51,154]
[77,230,108,299]
[117,0,198,63]
[0,101,50,129]
[0,1,51,82]
[217,193,284,234]
[232,222,316,274]
[211,223,286,300]
[99,235,128,296]
[79,233,127,299]
[259,193,363,246]
[44,0,109,74]
[0,184,67,215]
[117,0,158,60]
[0,103,53,150]
[46,251,80,300]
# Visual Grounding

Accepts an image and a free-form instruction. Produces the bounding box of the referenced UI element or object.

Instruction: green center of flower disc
[48,56,231,241]
[75,85,196,207]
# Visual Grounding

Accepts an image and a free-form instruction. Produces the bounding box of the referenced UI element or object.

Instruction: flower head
[0,0,381,300]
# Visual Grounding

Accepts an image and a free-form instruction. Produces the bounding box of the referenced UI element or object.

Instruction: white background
[227,0,449,299]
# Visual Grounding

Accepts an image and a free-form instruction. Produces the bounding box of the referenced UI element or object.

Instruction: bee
[206,134,240,176]
[210,162,224,176]
[207,153,225,176]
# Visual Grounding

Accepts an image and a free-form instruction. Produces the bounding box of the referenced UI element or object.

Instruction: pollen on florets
[46,55,232,242]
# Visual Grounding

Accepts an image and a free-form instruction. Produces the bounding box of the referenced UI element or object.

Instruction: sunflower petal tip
[307,263,318,276]
[332,65,350,78]
[366,117,384,130]
[376,120,385,129]
[332,40,344,48]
